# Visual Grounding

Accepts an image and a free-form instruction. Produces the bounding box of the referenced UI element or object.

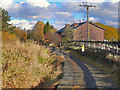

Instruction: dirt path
[50,47,118,89]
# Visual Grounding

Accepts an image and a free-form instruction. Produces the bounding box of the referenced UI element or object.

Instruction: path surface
[50,47,118,89]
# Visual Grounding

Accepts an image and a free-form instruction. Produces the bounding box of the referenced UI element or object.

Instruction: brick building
[56,22,105,41]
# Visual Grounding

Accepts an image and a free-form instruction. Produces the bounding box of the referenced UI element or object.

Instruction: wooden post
[99,43,101,49]
[82,42,85,52]
[116,45,118,54]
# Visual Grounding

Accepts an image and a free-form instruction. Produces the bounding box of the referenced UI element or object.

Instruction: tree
[95,23,118,41]
[13,27,27,41]
[50,25,54,29]
[118,28,120,41]
[0,8,2,30]
[62,27,73,41]
[51,29,57,34]
[34,21,45,41]
[45,33,61,45]
[2,9,11,31]
[7,25,16,34]
[44,22,51,34]
[27,30,34,39]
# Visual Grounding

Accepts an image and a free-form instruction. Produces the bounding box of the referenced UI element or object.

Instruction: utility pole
[79,2,96,41]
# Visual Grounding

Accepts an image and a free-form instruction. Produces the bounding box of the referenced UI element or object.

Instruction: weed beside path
[2,40,64,88]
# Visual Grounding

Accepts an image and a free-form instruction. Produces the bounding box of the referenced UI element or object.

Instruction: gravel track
[50,47,118,89]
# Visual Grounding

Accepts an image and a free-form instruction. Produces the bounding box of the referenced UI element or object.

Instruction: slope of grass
[2,40,64,88]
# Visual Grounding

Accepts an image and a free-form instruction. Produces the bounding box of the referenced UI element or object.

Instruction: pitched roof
[56,21,105,33]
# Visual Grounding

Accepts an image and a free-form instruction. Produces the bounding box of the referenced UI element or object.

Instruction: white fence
[61,41,120,55]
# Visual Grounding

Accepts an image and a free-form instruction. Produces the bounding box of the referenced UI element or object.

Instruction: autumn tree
[51,29,57,34]
[44,22,51,34]
[13,27,27,40]
[62,27,73,41]
[95,23,118,41]
[0,8,2,30]
[34,21,45,41]
[45,33,61,45]
[2,31,17,43]
[118,27,120,41]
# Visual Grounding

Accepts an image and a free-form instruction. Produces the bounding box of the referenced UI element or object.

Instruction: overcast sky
[0,0,119,30]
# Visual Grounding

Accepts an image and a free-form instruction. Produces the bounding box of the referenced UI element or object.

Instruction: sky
[0,0,119,30]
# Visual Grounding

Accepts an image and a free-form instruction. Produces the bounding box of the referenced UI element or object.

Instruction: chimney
[65,24,70,28]
[73,23,79,28]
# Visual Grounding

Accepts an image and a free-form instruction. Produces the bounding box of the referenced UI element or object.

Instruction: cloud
[9,19,37,30]
[0,0,13,9]
[89,17,99,22]
[1,0,118,30]
[26,0,50,7]
[60,2,118,23]
[48,0,119,2]
[56,12,72,17]
[51,19,81,30]
[105,20,118,27]
[51,20,71,30]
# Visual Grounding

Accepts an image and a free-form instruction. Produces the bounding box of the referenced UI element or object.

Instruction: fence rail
[61,41,120,55]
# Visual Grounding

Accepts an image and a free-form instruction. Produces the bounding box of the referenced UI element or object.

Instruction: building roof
[56,21,105,33]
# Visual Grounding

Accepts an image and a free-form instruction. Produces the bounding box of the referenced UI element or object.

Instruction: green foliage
[44,22,51,34]
[62,27,73,41]
[7,25,16,34]
[1,8,16,34]
[38,56,45,64]
[2,9,11,31]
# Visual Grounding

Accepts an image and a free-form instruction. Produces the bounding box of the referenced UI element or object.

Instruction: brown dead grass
[2,40,64,88]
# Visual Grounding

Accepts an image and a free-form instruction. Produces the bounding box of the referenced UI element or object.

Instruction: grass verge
[2,40,64,88]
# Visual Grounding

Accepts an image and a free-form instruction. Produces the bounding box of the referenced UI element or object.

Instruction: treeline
[27,21,61,44]
[1,8,119,43]
[1,8,61,45]
[1,8,27,42]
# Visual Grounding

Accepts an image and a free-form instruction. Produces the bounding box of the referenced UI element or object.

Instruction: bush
[2,31,18,42]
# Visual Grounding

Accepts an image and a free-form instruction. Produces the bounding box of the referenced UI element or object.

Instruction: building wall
[73,23,104,41]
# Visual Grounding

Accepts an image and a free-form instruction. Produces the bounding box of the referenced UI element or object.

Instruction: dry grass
[2,40,64,88]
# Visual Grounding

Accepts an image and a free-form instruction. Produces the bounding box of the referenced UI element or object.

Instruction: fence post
[93,43,95,49]
[99,43,101,49]
[82,42,85,52]
[116,45,119,54]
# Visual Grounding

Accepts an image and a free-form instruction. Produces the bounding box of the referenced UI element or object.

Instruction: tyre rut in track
[51,48,117,89]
